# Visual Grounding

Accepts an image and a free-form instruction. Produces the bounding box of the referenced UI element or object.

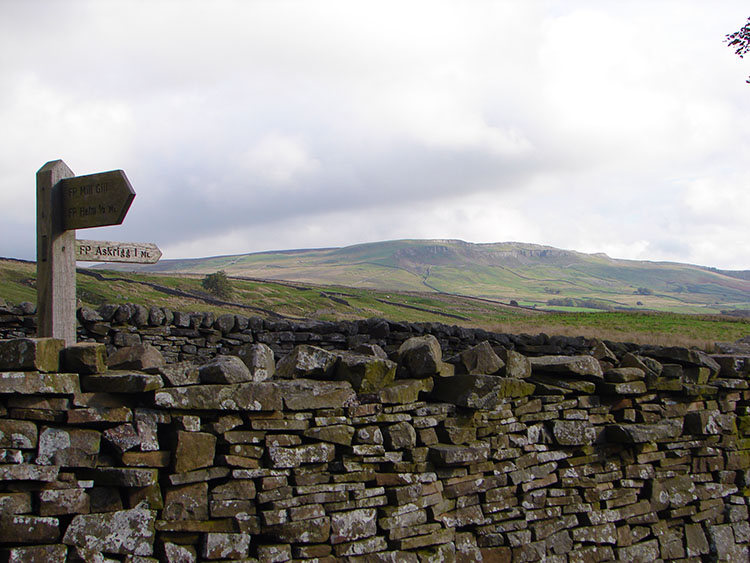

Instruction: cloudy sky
[2,1,749,270]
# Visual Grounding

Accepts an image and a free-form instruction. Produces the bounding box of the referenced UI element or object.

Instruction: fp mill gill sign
[61,170,135,230]
[36,160,161,346]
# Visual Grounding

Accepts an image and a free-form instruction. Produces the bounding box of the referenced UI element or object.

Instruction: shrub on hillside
[202,270,233,299]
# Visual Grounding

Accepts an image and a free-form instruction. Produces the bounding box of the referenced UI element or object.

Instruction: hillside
[97,239,750,315]
[2,257,748,348]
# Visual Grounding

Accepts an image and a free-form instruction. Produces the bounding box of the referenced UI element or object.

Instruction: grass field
[98,239,750,315]
[1,258,747,351]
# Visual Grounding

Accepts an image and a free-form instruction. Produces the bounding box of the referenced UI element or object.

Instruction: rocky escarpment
[0,316,749,561]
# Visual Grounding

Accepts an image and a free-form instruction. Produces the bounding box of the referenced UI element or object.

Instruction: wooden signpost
[61,170,135,231]
[36,160,160,346]
[76,240,162,264]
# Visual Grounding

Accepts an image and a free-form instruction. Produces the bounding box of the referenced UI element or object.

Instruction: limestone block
[497,348,532,379]
[81,371,164,393]
[268,442,336,468]
[685,523,710,557]
[154,382,282,411]
[621,353,662,376]
[103,423,140,453]
[398,335,453,378]
[107,343,165,370]
[36,426,100,467]
[0,371,80,395]
[162,542,197,563]
[0,337,64,373]
[529,355,603,380]
[366,378,434,405]
[529,374,595,394]
[644,346,721,375]
[432,374,534,409]
[277,379,357,410]
[0,464,58,482]
[38,488,90,516]
[0,544,68,563]
[304,424,355,446]
[355,425,384,445]
[63,507,156,556]
[552,420,595,446]
[335,350,396,392]
[63,342,107,375]
[0,419,37,449]
[0,515,60,543]
[151,362,200,386]
[198,355,253,384]
[174,430,216,473]
[448,341,505,375]
[276,345,338,379]
[605,419,683,443]
[711,354,750,378]
[256,543,292,562]
[429,442,490,466]
[596,380,648,395]
[684,410,737,435]
[93,467,159,487]
[384,421,417,450]
[265,516,331,543]
[330,508,377,544]
[237,342,276,381]
[163,482,208,521]
[0,492,31,515]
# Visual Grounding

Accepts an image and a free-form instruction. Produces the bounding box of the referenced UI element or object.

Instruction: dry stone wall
[0,302,750,561]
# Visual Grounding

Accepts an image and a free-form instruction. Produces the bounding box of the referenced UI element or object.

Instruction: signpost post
[36,159,159,346]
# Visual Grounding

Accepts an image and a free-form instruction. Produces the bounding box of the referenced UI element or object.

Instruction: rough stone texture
[151,361,200,386]
[62,342,107,375]
[173,431,216,473]
[154,381,282,411]
[62,507,156,556]
[335,350,396,392]
[0,544,68,563]
[108,343,166,371]
[448,341,505,375]
[202,532,251,559]
[552,419,595,446]
[198,354,253,384]
[398,335,454,378]
[0,371,80,395]
[1,321,750,562]
[277,379,357,410]
[606,419,683,443]
[497,348,531,379]
[276,344,338,379]
[331,508,377,544]
[0,515,60,543]
[432,374,534,408]
[0,419,38,449]
[529,355,604,379]
[266,516,331,544]
[0,337,64,373]
[236,342,276,381]
[82,370,164,393]
[36,426,100,467]
[383,421,417,450]
[163,482,208,521]
[268,442,336,468]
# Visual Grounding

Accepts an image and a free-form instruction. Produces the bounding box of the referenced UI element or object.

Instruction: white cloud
[239,134,320,185]
[1,0,750,270]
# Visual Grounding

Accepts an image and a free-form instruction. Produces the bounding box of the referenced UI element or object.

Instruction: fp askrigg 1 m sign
[36,160,161,346]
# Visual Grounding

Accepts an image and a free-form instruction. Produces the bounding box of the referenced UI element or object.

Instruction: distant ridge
[92,239,750,314]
